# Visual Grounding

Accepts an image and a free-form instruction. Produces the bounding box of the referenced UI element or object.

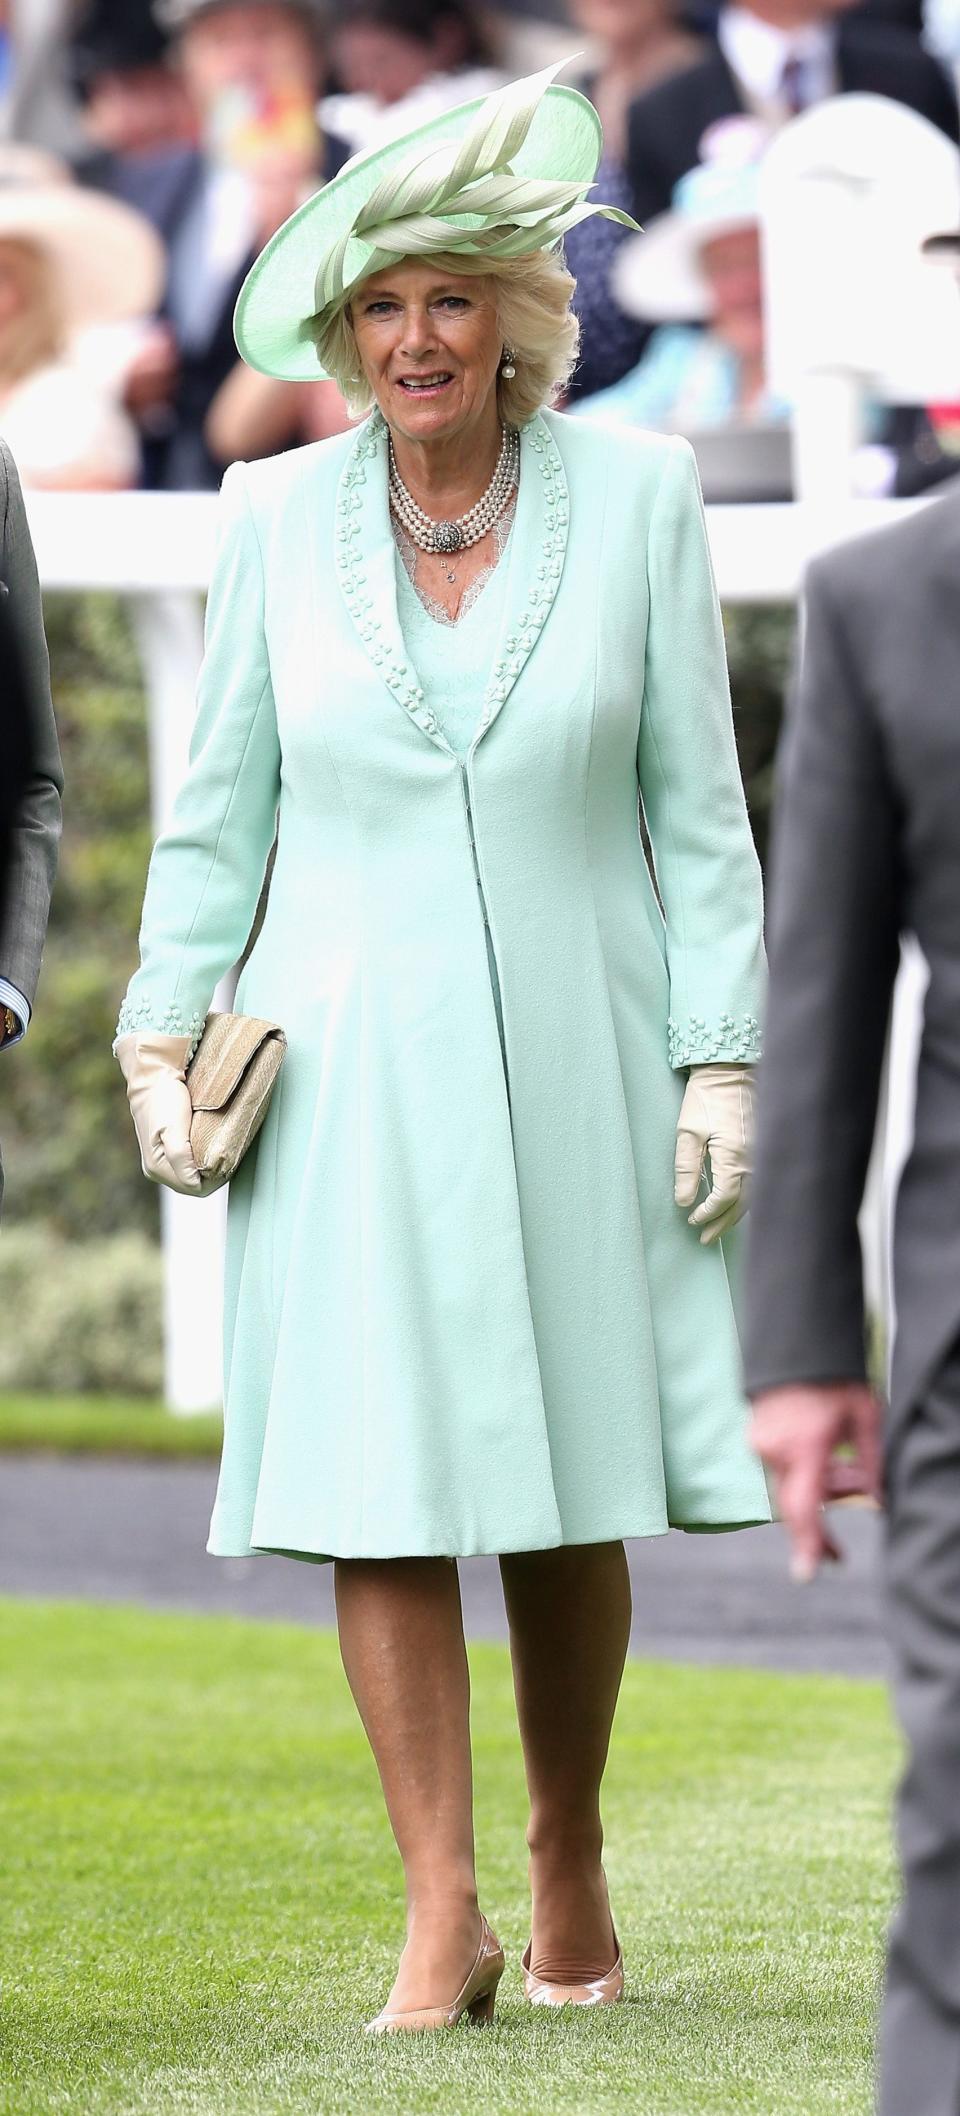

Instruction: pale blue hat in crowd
[613,124,767,324]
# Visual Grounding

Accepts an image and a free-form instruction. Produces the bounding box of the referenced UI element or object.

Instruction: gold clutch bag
[185,1011,287,1194]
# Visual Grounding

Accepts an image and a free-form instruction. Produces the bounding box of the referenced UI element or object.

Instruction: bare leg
[499,1541,631,1978]
[334,1556,482,2010]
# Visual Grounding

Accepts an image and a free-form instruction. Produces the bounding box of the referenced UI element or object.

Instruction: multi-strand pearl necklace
[388,425,520,567]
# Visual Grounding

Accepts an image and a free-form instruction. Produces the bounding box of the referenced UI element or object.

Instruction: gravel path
[0,1454,887,1678]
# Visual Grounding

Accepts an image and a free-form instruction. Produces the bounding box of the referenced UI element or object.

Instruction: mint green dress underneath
[395,543,511,1065]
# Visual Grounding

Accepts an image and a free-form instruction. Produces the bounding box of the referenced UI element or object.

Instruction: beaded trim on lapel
[335,410,443,748]
[333,408,570,756]
[474,412,569,745]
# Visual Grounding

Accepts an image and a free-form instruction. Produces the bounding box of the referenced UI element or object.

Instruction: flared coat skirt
[117,408,772,1559]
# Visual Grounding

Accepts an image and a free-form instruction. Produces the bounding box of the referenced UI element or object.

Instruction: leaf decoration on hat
[313,60,637,318]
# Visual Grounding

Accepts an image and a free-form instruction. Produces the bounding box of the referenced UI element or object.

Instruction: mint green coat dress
[117,407,771,1560]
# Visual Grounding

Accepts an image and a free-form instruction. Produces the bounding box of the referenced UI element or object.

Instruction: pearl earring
[500,346,517,379]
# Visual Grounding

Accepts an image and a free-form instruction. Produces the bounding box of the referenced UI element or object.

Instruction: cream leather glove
[114,1031,203,1196]
[674,1063,754,1246]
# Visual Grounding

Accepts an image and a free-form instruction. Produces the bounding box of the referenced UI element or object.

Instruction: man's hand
[123,323,179,421]
[251,144,321,248]
[749,1383,883,1582]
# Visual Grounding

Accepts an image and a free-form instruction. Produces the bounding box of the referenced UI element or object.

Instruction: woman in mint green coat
[116,65,770,2033]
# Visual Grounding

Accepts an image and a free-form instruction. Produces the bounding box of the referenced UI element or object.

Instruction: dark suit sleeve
[625,53,739,229]
[625,93,678,229]
[742,558,902,1395]
[0,444,64,1010]
[0,597,34,928]
[909,45,960,143]
[919,50,959,143]
[839,22,960,141]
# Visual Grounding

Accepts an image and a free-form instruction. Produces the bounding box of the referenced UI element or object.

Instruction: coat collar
[333,407,570,758]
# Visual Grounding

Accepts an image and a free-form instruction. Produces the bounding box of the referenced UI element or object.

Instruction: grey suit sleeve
[742,558,901,1395]
[0,442,63,1011]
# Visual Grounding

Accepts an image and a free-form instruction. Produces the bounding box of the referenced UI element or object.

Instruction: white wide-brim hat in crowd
[233,59,636,380]
[0,147,165,328]
[612,121,766,324]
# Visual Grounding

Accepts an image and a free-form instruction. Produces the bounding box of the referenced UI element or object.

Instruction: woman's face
[700,225,765,365]
[349,261,503,448]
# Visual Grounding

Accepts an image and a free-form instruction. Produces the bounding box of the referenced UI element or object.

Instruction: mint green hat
[233,60,637,381]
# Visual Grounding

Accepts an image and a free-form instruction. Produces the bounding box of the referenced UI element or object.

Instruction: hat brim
[0,185,165,327]
[612,205,757,324]
[233,82,602,381]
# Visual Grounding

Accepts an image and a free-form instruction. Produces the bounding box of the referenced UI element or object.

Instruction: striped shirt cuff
[0,977,31,1047]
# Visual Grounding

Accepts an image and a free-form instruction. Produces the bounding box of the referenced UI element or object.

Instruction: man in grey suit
[0,441,63,1208]
[744,452,960,2107]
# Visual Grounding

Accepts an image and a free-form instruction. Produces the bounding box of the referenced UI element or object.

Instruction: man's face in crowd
[179,4,320,116]
[745,0,856,26]
[571,0,665,46]
[333,23,433,106]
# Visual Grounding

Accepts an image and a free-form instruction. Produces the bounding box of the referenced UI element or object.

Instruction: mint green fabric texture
[394,528,512,1063]
[394,537,512,756]
[117,409,770,1560]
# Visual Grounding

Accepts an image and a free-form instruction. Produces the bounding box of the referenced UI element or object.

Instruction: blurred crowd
[0,0,958,496]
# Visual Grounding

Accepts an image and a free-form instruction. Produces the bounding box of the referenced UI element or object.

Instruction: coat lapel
[334,409,450,751]
[334,407,570,756]
[472,412,570,751]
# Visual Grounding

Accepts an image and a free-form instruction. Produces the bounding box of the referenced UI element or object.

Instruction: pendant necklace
[389,425,519,587]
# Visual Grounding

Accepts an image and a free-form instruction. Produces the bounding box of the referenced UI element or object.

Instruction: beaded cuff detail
[668,1013,762,1069]
[115,998,206,1061]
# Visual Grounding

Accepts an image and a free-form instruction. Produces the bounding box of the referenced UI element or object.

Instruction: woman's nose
[398,308,436,356]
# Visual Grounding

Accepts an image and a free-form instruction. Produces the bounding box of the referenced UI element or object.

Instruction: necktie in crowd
[779,54,808,115]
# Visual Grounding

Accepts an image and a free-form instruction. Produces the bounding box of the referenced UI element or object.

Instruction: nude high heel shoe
[364,1915,505,2035]
[521,1934,625,2008]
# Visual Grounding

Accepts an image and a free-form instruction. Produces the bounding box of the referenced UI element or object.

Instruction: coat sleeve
[115,461,281,1055]
[638,435,765,1069]
[742,556,901,1396]
[0,440,64,1013]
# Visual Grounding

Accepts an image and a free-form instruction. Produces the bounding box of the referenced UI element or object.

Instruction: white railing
[25,485,926,1408]
[25,484,927,599]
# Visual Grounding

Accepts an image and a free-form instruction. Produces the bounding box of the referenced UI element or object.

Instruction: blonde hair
[314,247,580,424]
[0,238,66,386]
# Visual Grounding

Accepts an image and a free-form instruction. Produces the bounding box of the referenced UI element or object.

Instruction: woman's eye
[436,296,469,312]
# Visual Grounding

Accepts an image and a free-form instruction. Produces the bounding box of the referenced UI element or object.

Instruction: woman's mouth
[396,372,454,397]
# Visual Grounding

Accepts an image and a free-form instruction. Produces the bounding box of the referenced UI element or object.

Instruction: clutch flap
[187,1013,286,1112]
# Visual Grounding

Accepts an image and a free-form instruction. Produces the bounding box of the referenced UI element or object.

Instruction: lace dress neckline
[391,488,517,627]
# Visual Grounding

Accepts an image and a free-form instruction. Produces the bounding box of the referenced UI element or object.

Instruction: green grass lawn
[0,1597,897,2116]
[0,1393,222,1458]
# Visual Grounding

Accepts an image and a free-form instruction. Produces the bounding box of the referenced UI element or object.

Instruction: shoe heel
[466,1982,498,2025]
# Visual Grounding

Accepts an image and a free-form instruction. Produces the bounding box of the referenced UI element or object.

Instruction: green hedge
[0,1226,162,1393]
